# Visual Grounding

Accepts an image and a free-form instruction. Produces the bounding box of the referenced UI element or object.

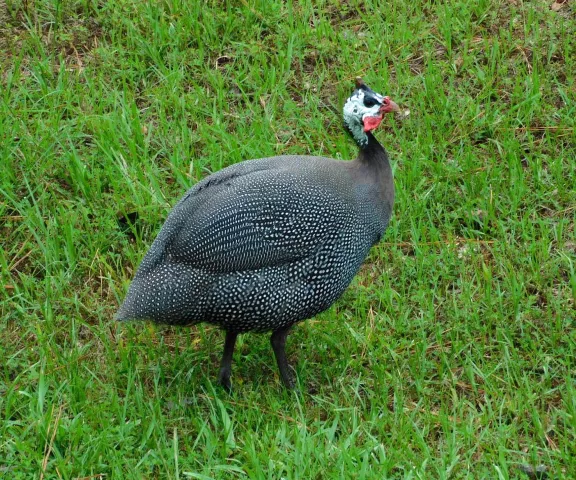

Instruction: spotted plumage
[116,78,400,389]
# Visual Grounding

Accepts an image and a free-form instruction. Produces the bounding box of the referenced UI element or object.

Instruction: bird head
[343,77,400,147]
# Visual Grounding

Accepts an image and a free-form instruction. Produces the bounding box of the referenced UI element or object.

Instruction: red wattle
[363,115,383,132]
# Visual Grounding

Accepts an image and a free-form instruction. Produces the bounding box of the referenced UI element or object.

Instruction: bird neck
[354,131,395,214]
[357,132,389,167]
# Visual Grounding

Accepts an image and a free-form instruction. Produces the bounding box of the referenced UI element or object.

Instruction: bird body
[117,78,400,389]
[116,155,393,330]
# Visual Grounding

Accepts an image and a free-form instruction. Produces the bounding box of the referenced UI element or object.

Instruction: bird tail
[115,264,209,324]
[115,280,147,322]
[115,276,178,322]
[114,299,136,322]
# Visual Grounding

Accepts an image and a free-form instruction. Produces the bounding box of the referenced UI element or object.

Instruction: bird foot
[217,369,232,393]
[280,367,297,390]
[283,377,296,390]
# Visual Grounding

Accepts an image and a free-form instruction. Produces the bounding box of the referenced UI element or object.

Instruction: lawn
[1,0,575,478]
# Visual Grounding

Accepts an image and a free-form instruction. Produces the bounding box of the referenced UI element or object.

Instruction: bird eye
[363,96,378,108]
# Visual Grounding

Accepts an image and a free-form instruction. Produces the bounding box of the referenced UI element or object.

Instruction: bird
[116,77,400,390]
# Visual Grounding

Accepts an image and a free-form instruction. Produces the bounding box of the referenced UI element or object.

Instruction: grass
[1,0,575,477]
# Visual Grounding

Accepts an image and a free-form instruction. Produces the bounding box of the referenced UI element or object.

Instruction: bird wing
[153,165,356,274]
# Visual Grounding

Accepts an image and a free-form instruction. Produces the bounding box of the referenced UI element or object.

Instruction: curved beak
[381,97,401,114]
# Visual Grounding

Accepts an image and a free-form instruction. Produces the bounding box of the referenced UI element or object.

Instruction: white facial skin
[343,89,386,147]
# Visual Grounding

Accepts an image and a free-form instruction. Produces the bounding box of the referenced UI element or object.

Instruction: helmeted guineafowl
[116,78,400,389]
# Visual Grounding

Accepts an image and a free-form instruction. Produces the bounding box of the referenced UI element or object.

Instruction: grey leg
[218,331,238,392]
[270,326,295,389]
